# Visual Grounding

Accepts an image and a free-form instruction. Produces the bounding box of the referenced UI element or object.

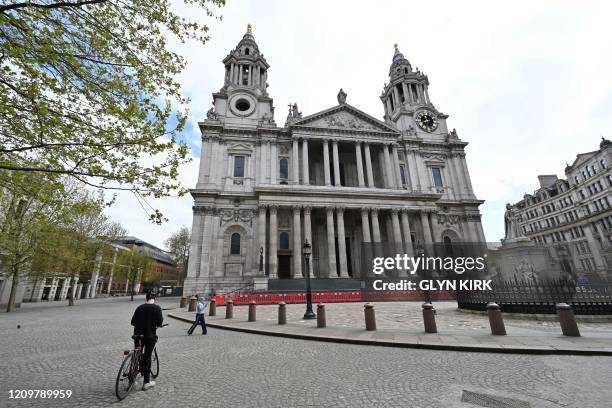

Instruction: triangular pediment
[290,104,397,133]
[569,150,598,169]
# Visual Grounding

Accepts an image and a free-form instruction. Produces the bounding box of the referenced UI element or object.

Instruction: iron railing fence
[457,278,612,314]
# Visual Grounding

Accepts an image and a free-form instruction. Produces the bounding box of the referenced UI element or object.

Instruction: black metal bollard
[556,303,580,337]
[317,303,326,328]
[278,302,287,325]
[364,303,376,331]
[225,299,234,319]
[248,300,256,322]
[486,302,506,335]
[422,303,437,333]
[209,299,216,316]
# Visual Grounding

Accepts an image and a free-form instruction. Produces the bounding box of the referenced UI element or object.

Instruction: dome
[389,43,412,78]
[236,23,259,54]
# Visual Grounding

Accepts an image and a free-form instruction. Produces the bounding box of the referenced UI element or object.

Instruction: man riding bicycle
[130,292,163,390]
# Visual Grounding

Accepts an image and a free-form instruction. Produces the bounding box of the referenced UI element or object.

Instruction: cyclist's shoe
[143,381,156,390]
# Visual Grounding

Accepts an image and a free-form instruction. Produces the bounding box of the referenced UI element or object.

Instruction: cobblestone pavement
[234,301,612,337]
[1,297,611,408]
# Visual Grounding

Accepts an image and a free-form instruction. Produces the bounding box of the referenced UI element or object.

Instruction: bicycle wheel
[150,347,159,379]
[115,353,135,400]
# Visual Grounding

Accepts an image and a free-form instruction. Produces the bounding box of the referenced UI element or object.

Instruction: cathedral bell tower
[210,24,275,128]
[380,44,448,138]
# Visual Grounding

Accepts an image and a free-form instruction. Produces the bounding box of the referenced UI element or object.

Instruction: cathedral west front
[184,25,486,294]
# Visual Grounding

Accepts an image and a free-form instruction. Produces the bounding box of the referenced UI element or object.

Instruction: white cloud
[106,0,612,246]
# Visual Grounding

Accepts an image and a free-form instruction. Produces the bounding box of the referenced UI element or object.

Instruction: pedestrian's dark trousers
[134,337,157,383]
[188,313,207,334]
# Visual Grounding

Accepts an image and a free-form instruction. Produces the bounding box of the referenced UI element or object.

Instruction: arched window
[245,48,250,55]
[279,232,290,250]
[279,158,289,179]
[230,233,241,255]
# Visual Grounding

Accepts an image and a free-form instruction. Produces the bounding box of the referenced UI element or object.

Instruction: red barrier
[213,291,455,306]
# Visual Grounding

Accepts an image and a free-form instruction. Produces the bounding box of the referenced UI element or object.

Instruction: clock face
[416,111,438,132]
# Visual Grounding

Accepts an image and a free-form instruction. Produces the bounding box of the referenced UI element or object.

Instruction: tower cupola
[222,24,270,96]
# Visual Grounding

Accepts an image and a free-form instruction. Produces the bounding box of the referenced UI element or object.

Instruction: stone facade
[509,139,612,279]
[184,28,485,294]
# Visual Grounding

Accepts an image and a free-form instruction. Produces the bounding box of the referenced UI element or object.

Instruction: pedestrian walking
[187,296,207,335]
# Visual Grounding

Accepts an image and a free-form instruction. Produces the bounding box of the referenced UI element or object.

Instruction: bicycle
[115,324,167,400]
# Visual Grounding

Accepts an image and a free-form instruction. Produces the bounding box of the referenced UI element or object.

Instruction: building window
[431,167,443,187]
[279,232,289,250]
[601,159,606,169]
[233,156,245,178]
[399,165,407,186]
[279,158,289,179]
[230,233,241,255]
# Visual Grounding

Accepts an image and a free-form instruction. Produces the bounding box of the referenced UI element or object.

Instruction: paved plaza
[170,301,612,354]
[1,297,612,407]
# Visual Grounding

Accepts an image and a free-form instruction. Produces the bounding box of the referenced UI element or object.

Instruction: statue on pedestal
[503,203,522,242]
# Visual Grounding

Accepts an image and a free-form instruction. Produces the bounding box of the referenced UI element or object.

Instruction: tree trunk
[130,278,134,301]
[6,265,19,312]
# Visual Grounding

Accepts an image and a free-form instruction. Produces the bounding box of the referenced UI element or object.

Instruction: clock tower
[212,24,275,128]
[380,44,449,140]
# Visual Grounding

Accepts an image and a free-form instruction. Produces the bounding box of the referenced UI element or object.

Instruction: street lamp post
[302,240,315,319]
[416,242,432,304]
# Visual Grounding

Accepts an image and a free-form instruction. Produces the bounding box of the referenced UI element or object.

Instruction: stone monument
[488,204,565,281]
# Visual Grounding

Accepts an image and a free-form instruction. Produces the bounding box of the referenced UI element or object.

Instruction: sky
[104,0,612,249]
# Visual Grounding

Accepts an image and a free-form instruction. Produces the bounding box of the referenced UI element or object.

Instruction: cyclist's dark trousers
[189,313,207,334]
[135,337,157,383]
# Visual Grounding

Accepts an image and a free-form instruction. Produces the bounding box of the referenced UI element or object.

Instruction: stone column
[293,206,302,278]
[303,206,314,277]
[371,209,381,243]
[269,206,278,278]
[391,209,403,245]
[302,138,309,185]
[421,211,434,249]
[393,86,401,106]
[355,142,365,187]
[260,140,268,184]
[364,143,375,187]
[89,250,102,299]
[391,144,403,188]
[197,138,209,187]
[270,142,278,184]
[332,140,341,186]
[186,211,203,278]
[326,207,337,277]
[258,205,267,274]
[400,210,414,254]
[361,209,371,242]
[198,209,214,278]
[292,138,300,184]
[425,87,430,104]
[336,208,349,277]
[383,144,395,188]
[408,150,420,191]
[323,139,331,186]
[106,248,118,294]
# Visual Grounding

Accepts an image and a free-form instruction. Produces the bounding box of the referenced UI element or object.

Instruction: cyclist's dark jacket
[131,303,163,338]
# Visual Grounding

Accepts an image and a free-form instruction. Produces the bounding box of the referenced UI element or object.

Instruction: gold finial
[247,23,252,34]
[394,43,399,52]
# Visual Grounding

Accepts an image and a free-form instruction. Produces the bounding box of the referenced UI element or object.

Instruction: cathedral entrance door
[277,254,291,279]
